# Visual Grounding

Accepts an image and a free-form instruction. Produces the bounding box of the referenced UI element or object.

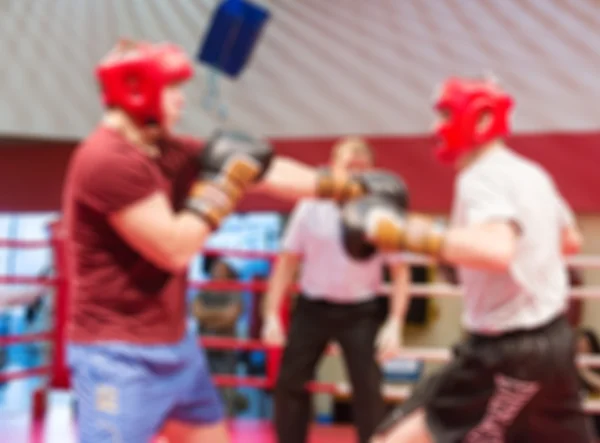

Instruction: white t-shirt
[451,146,574,334]
[282,199,400,303]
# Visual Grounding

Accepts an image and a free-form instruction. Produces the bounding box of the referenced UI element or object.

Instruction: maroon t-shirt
[62,126,202,344]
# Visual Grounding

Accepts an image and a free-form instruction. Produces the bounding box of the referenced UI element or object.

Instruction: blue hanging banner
[198,0,271,78]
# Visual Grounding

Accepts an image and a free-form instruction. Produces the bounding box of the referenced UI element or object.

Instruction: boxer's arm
[439,174,520,271]
[81,148,211,273]
[110,192,211,272]
[343,201,517,271]
[254,157,320,199]
[440,221,519,271]
[562,227,583,256]
[557,194,582,255]
[445,181,583,266]
[370,214,519,271]
[255,156,368,201]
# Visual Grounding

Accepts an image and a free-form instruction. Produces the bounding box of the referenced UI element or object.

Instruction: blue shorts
[68,332,224,443]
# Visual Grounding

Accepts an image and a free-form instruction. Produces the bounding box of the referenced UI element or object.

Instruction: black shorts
[375,315,594,443]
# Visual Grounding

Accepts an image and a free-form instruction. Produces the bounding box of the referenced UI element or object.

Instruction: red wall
[1,131,599,213]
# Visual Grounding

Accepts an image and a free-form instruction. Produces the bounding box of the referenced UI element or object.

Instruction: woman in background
[194,257,246,416]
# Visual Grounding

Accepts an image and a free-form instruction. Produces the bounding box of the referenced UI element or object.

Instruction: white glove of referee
[261,313,286,347]
[375,318,402,362]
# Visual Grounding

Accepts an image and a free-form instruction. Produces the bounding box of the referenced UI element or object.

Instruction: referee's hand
[375,318,402,363]
[261,313,286,347]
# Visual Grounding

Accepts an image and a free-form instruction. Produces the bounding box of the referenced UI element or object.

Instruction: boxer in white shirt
[340,77,592,442]
[262,137,412,443]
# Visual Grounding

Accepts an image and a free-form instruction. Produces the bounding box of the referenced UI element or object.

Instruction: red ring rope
[0,366,52,383]
[0,239,53,249]
[0,332,53,346]
[0,276,59,286]
[2,224,600,424]
[201,336,267,351]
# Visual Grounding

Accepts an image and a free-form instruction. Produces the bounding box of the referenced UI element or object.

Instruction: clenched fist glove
[341,195,446,259]
[317,169,409,207]
[186,130,273,229]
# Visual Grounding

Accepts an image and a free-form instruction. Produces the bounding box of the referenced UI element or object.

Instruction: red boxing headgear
[96,40,194,127]
[433,77,513,164]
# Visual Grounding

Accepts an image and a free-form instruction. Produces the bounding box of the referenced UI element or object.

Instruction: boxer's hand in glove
[315,167,361,201]
[354,170,409,208]
[261,313,286,347]
[375,318,402,363]
[186,130,273,229]
[316,169,408,207]
[341,195,446,257]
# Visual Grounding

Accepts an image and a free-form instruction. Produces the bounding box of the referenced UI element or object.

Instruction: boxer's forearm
[257,157,319,199]
[110,193,212,273]
[257,156,363,201]
[367,212,517,271]
[161,213,213,271]
[558,194,581,255]
[440,222,518,271]
[263,252,300,317]
[562,226,583,256]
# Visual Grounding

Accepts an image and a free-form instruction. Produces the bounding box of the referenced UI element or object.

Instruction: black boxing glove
[316,169,408,206]
[341,195,446,260]
[355,170,409,208]
[315,168,363,201]
[185,130,273,229]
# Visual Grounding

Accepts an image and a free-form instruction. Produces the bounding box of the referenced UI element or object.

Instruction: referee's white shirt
[451,146,575,334]
[282,199,398,303]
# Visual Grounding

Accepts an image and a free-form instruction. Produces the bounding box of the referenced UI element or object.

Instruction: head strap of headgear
[96,39,194,127]
[433,76,513,164]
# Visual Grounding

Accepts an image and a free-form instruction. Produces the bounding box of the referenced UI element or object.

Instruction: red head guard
[433,77,513,164]
[96,40,194,127]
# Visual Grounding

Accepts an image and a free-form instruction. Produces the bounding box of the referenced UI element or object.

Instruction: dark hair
[578,328,600,395]
[569,267,583,287]
[579,328,600,355]
[203,256,237,279]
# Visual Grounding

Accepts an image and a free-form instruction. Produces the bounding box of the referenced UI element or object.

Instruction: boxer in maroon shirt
[63,39,394,443]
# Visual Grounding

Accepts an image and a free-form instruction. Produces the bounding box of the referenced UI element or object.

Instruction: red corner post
[48,219,70,390]
[32,219,70,422]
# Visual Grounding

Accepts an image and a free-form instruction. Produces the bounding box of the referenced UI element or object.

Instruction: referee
[261,137,411,443]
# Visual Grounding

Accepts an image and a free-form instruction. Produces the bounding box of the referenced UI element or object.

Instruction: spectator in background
[577,328,600,396]
[438,264,458,285]
[576,328,600,437]
[194,257,244,415]
[0,285,48,368]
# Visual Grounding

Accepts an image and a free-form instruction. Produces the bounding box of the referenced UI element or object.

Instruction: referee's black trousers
[274,295,387,443]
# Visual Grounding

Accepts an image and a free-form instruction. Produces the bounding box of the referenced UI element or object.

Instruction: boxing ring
[2,225,600,443]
